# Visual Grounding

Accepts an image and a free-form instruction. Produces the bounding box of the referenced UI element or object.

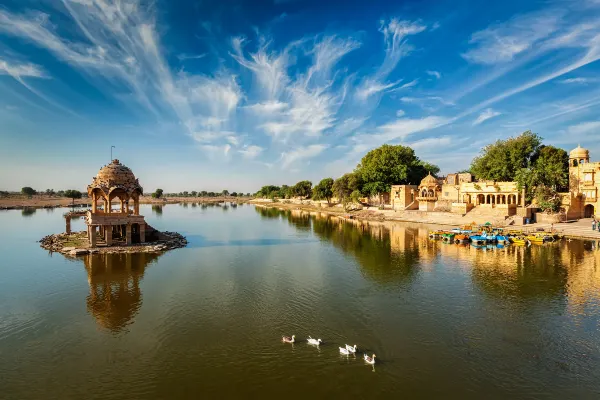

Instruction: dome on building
[87,159,143,197]
[420,172,439,186]
[569,145,589,159]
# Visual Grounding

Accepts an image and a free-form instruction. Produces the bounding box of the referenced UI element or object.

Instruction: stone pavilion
[85,159,147,247]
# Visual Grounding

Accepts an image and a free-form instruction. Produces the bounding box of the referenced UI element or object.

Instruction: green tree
[312,178,334,204]
[470,131,542,181]
[333,173,363,206]
[257,185,280,198]
[63,189,82,205]
[21,187,36,198]
[280,185,292,199]
[191,191,198,197]
[292,180,313,198]
[45,189,55,196]
[532,145,569,191]
[419,161,441,177]
[152,188,164,199]
[231,192,238,197]
[535,185,562,213]
[200,190,208,197]
[356,144,427,203]
[221,190,229,197]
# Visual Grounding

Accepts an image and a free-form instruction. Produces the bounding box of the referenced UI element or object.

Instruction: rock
[345,202,363,212]
[69,248,89,256]
[62,247,76,252]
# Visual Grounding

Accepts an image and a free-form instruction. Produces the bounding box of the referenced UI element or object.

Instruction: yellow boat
[510,236,529,245]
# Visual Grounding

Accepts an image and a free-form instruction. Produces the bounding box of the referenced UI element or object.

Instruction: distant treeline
[148,189,251,199]
[0,188,85,200]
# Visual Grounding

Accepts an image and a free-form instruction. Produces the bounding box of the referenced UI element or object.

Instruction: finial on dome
[112,159,120,165]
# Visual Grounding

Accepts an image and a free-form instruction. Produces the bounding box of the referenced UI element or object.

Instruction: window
[584,173,593,182]
[444,192,449,197]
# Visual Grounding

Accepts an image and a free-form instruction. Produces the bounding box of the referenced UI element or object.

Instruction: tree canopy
[63,189,82,204]
[312,178,334,204]
[292,180,313,198]
[333,172,362,204]
[151,188,164,199]
[470,131,542,181]
[356,144,434,196]
[21,187,36,197]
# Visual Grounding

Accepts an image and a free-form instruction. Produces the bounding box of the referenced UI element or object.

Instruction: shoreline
[39,230,188,256]
[0,195,249,210]
[250,200,600,241]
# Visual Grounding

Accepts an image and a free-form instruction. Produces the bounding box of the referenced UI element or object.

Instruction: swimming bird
[307,337,322,345]
[364,353,376,365]
[339,346,350,355]
[282,335,295,343]
[345,344,357,353]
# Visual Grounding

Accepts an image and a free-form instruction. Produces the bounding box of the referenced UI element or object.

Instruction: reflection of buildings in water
[254,206,599,302]
[560,241,600,314]
[83,252,162,332]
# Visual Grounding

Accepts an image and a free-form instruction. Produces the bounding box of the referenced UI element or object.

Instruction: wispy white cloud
[558,77,595,84]
[355,79,400,101]
[244,101,289,114]
[396,109,405,117]
[462,10,562,64]
[473,108,501,125]
[177,53,206,61]
[378,18,427,77]
[281,144,327,168]
[0,59,48,78]
[426,70,441,79]
[566,120,600,135]
[239,145,264,159]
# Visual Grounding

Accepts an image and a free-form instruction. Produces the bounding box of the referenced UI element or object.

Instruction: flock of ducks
[282,335,376,365]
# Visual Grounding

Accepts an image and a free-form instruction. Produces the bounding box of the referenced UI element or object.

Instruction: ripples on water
[1,204,600,398]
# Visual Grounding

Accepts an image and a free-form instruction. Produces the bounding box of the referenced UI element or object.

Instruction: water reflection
[257,207,419,284]
[151,205,163,216]
[254,207,600,304]
[83,252,162,333]
[22,208,36,217]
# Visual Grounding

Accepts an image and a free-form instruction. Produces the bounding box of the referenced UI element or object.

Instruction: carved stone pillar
[139,223,145,243]
[105,225,112,246]
[66,217,71,234]
[90,225,97,247]
[125,224,132,245]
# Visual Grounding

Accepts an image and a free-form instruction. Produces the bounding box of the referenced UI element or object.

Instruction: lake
[1,203,600,399]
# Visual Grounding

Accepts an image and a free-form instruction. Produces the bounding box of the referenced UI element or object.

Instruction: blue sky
[1,0,600,193]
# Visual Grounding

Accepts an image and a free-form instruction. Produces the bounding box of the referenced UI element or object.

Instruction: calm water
[1,204,600,399]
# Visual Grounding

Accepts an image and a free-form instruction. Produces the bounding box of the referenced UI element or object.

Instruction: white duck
[339,346,350,355]
[345,344,357,354]
[282,335,295,343]
[307,336,322,346]
[364,353,376,365]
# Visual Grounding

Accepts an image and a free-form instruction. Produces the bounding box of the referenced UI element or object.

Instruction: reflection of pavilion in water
[82,252,162,332]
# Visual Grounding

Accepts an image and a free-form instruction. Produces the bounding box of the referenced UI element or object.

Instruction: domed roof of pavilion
[87,159,143,197]
[419,172,439,186]
[570,145,589,159]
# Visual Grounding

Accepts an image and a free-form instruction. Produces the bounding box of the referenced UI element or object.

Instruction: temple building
[561,145,599,219]
[85,159,147,247]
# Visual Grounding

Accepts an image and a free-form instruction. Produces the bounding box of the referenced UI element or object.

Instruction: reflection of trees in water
[256,207,419,284]
[21,208,36,217]
[152,205,163,216]
[255,206,282,220]
[471,244,568,300]
[82,252,162,333]
[311,217,419,284]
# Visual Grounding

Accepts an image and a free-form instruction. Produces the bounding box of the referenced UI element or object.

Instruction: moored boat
[442,232,455,243]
